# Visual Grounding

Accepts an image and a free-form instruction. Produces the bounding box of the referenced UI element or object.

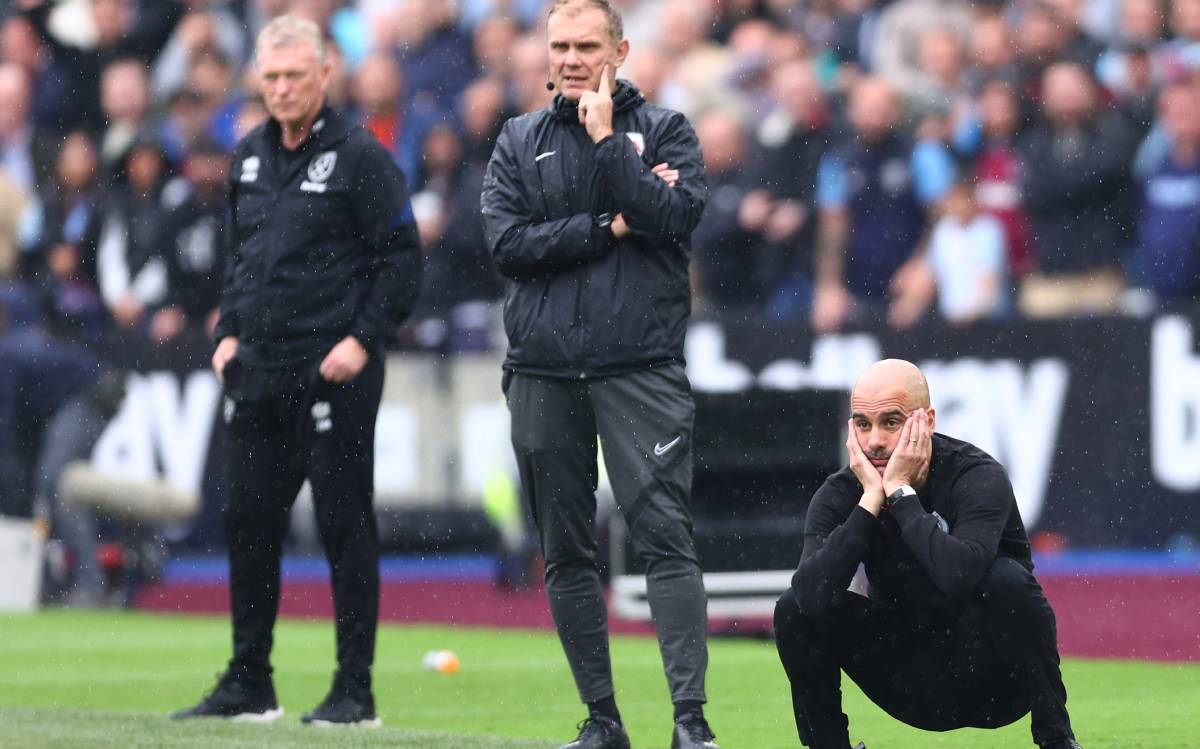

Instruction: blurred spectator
[655,0,730,117]
[812,76,954,331]
[0,286,105,517]
[926,177,1009,323]
[159,45,235,166]
[1096,0,1168,130]
[457,0,545,31]
[24,130,107,337]
[508,33,554,113]
[95,138,172,332]
[232,95,268,143]
[828,0,884,76]
[151,0,248,100]
[1159,0,1200,80]
[965,13,1019,92]
[20,0,184,133]
[910,26,972,142]
[750,59,833,319]
[622,44,668,103]
[872,0,972,103]
[953,78,1036,278]
[691,107,766,312]
[1042,0,1108,68]
[387,0,476,110]
[33,369,126,607]
[1018,62,1139,317]
[459,75,510,168]
[350,51,442,186]
[2,13,73,135]
[98,57,153,167]
[410,122,502,351]
[0,174,27,278]
[148,138,228,344]
[471,13,519,78]
[0,61,56,197]
[1124,81,1200,303]
[1014,0,1106,104]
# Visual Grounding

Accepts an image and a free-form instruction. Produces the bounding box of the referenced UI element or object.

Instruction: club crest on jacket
[307,151,338,183]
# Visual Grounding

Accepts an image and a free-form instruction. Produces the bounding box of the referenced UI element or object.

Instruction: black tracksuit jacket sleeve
[793,461,1017,614]
[212,170,242,342]
[346,141,422,352]
[887,462,1013,601]
[593,112,707,243]
[791,481,878,617]
[481,121,613,279]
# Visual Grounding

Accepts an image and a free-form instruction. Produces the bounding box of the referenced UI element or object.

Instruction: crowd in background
[1,0,1200,349]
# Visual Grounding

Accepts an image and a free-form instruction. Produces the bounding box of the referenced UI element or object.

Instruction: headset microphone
[546,81,555,91]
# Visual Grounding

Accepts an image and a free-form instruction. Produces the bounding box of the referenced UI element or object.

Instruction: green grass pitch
[0,610,1196,748]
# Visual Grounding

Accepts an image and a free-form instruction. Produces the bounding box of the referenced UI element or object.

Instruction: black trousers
[504,365,708,705]
[223,355,384,694]
[774,557,1074,749]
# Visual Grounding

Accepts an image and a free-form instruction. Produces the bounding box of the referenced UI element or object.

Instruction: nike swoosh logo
[535,150,557,162]
[654,436,682,457]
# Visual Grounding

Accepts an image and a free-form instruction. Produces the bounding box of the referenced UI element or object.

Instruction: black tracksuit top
[214,106,422,365]
[793,433,1035,621]
[480,81,708,378]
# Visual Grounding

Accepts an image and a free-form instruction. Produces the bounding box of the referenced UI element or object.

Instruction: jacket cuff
[350,325,380,354]
[846,504,881,542]
[888,494,926,529]
[212,315,237,342]
[593,133,618,152]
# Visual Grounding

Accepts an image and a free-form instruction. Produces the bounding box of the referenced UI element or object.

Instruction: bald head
[852,359,931,411]
[850,360,935,471]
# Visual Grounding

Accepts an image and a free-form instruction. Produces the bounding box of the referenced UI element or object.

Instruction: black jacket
[480,82,707,378]
[214,107,422,367]
[792,433,1034,623]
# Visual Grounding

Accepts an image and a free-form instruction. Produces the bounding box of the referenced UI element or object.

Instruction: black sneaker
[560,714,630,749]
[300,689,381,727]
[1041,738,1083,749]
[171,670,282,722]
[671,712,719,749]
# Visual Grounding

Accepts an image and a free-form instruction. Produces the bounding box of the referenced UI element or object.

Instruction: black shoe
[671,712,719,748]
[171,670,282,722]
[560,714,631,749]
[1041,739,1083,749]
[300,689,381,727]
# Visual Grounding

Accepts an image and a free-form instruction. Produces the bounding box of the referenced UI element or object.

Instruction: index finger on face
[599,63,611,93]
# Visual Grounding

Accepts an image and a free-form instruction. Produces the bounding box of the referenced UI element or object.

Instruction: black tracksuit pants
[774,557,1074,748]
[223,356,384,694]
[504,364,709,706]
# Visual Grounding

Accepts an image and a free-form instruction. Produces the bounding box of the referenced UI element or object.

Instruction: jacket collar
[264,104,354,151]
[550,80,645,121]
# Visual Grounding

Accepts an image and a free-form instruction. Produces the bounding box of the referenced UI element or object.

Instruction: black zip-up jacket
[214,106,421,367]
[480,81,707,378]
[792,433,1035,624]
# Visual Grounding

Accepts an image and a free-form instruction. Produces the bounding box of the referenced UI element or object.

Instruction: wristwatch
[594,212,614,234]
[885,484,917,510]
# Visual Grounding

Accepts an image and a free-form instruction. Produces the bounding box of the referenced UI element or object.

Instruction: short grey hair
[547,0,624,46]
[255,15,326,65]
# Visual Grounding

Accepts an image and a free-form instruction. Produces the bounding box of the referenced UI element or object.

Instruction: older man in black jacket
[172,15,421,727]
[774,359,1082,749]
[480,2,713,748]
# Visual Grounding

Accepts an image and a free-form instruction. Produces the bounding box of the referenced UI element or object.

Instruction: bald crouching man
[774,360,1083,749]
